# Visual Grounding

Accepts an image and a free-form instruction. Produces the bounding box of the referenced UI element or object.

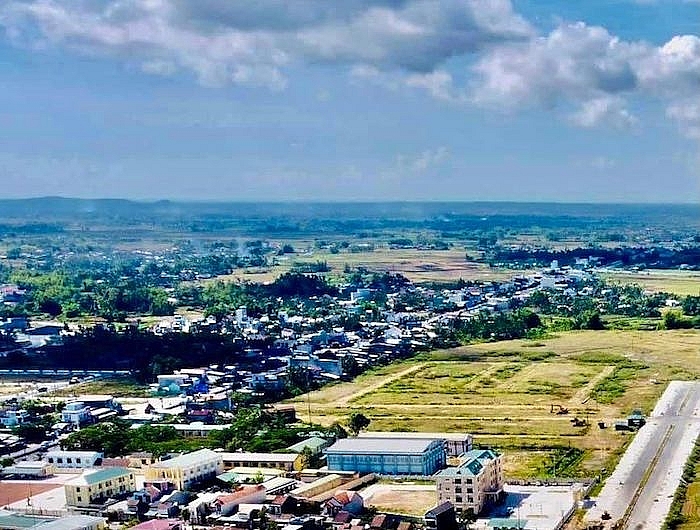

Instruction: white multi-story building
[61,402,92,425]
[144,449,223,490]
[435,449,504,516]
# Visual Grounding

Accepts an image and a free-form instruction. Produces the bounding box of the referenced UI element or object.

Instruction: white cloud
[0,0,698,139]
[470,22,700,137]
[0,0,532,90]
[396,146,450,173]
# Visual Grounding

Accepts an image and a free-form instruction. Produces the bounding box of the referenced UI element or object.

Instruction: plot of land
[360,483,437,516]
[204,248,524,285]
[603,269,700,296]
[288,330,700,478]
[0,481,61,506]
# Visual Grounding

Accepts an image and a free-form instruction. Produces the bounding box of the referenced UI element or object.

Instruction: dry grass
[288,330,700,478]
[201,248,526,285]
[603,269,700,296]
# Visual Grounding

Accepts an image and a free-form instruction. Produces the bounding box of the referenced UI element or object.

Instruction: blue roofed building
[436,449,504,516]
[325,437,446,475]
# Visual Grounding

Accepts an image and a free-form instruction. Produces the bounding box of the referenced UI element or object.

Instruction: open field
[603,269,700,296]
[288,330,700,478]
[47,376,150,398]
[203,248,525,285]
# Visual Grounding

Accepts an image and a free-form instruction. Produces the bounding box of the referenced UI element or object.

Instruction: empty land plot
[602,269,700,296]
[289,330,700,478]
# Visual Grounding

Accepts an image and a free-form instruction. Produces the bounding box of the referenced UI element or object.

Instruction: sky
[0,0,699,202]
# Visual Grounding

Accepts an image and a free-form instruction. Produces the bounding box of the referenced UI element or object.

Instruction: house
[149,491,192,519]
[424,502,458,530]
[286,437,329,456]
[325,437,446,475]
[65,468,136,507]
[0,408,29,427]
[45,450,103,470]
[321,491,363,517]
[435,450,504,516]
[127,452,156,468]
[144,449,223,490]
[1,461,55,479]
[220,452,304,472]
[61,402,92,425]
[129,520,181,530]
[212,485,267,516]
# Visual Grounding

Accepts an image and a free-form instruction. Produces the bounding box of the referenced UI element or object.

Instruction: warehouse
[325,437,446,475]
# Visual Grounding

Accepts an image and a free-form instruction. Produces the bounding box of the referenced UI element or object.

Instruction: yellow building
[220,452,304,472]
[145,448,223,490]
[65,467,136,507]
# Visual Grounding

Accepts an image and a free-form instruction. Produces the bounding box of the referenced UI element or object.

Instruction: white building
[144,449,223,490]
[45,450,103,470]
[61,402,92,425]
[436,449,504,515]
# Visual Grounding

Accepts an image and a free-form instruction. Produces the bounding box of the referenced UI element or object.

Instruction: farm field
[603,269,700,296]
[203,248,525,284]
[287,330,700,478]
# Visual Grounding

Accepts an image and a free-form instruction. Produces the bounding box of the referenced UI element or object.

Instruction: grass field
[287,330,700,478]
[48,376,150,398]
[603,269,700,296]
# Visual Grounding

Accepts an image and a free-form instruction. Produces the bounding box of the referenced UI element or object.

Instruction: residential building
[358,432,473,457]
[61,402,92,425]
[212,485,266,516]
[129,520,181,530]
[286,436,329,456]
[424,502,458,530]
[321,491,364,516]
[435,449,504,516]
[0,461,55,478]
[0,408,29,427]
[144,449,223,490]
[45,451,103,469]
[220,452,304,472]
[326,437,446,475]
[65,468,136,507]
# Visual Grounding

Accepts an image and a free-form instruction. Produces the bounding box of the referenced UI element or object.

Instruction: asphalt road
[585,381,700,528]
[624,382,700,529]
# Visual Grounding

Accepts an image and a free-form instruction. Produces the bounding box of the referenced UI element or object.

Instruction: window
[455,496,462,503]
[77,496,82,502]
[76,487,81,492]
[76,458,81,464]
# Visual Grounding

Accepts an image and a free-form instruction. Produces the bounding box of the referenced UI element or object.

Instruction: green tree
[347,412,371,436]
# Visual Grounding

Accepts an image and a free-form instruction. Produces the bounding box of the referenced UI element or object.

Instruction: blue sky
[0,0,698,202]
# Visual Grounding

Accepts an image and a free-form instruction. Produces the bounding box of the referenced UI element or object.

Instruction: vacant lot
[603,269,700,296]
[288,330,700,478]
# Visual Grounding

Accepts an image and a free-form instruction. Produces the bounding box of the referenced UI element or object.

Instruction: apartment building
[144,449,223,490]
[65,467,136,507]
[45,451,103,470]
[435,449,504,515]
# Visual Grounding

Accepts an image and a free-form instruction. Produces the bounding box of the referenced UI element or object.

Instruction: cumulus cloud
[0,0,532,88]
[0,0,698,138]
[470,22,700,136]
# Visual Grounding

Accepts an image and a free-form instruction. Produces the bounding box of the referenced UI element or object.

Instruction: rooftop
[151,449,221,469]
[37,516,106,530]
[66,467,132,486]
[326,437,439,455]
[358,432,472,442]
[219,452,300,463]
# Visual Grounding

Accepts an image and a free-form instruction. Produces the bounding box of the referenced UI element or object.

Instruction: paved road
[585,381,700,528]
[624,382,700,529]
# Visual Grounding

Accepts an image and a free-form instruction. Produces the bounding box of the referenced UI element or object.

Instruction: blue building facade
[326,437,446,475]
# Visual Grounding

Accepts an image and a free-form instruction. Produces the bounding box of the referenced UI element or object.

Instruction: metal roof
[150,448,221,469]
[326,437,439,455]
[66,467,132,486]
